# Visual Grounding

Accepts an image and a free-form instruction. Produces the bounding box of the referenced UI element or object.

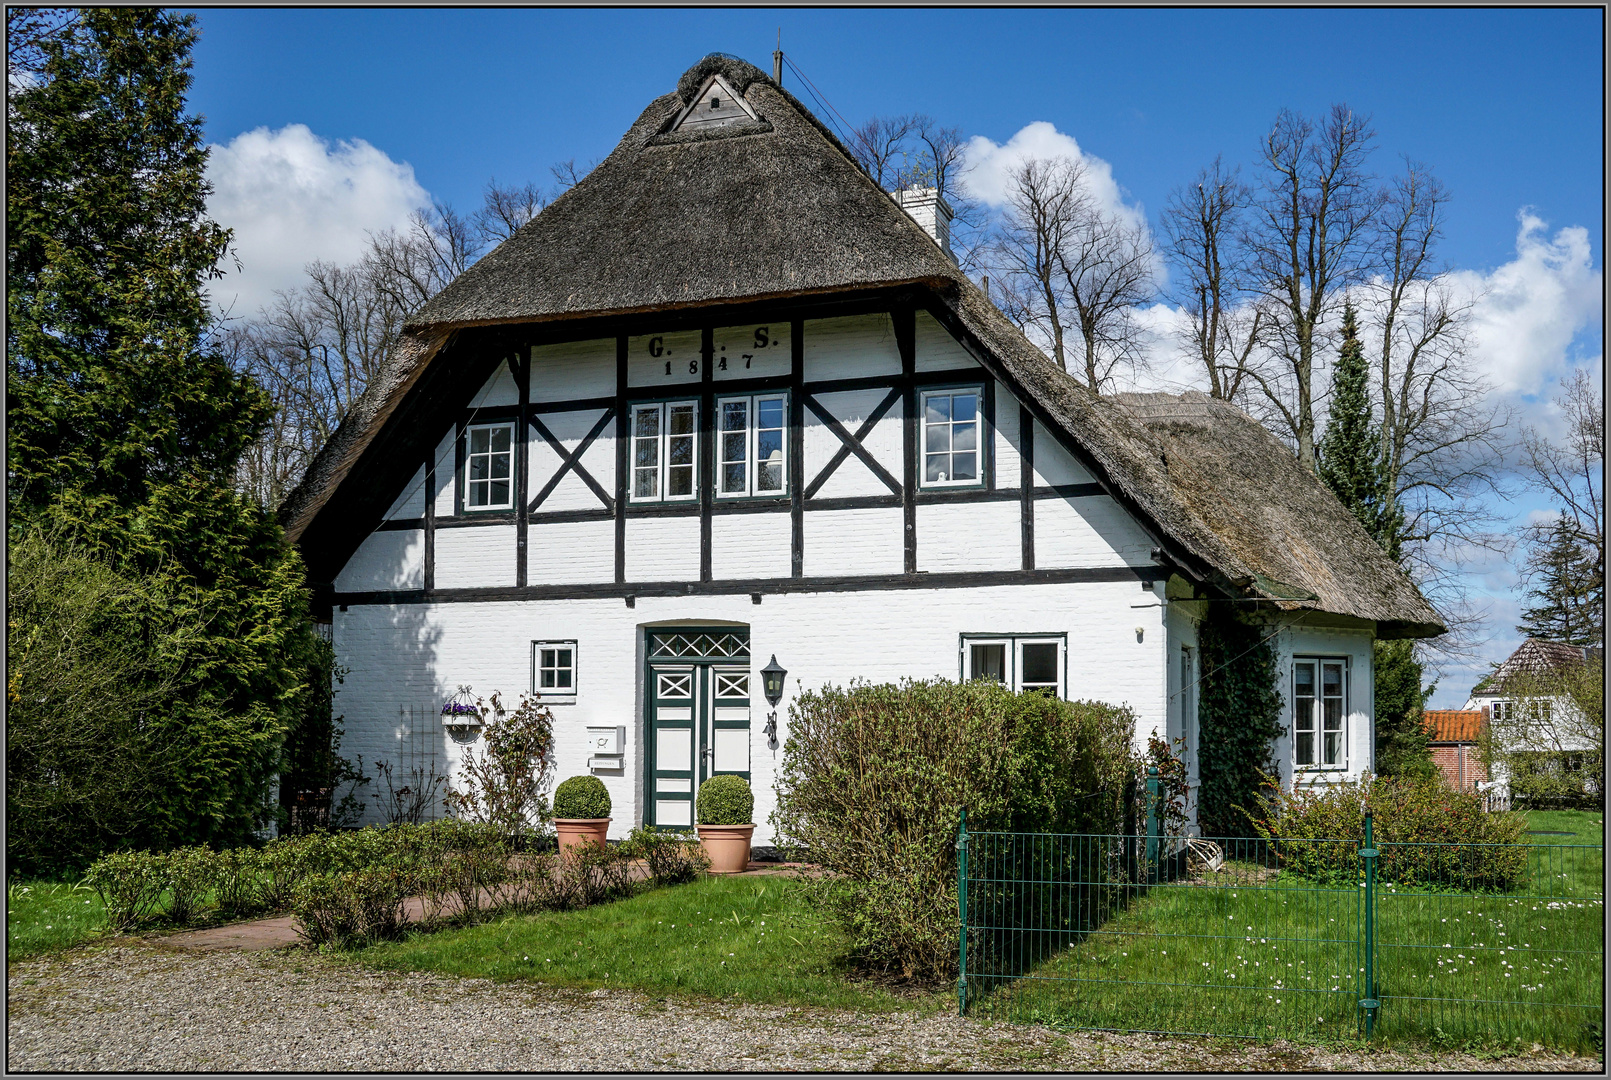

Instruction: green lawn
[359,873,949,1014]
[965,819,1604,1053]
[6,879,107,961]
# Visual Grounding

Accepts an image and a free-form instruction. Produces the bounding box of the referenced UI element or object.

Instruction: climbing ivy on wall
[1196,606,1285,837]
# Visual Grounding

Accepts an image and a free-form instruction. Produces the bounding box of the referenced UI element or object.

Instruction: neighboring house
[1422,710,1489,792]
[1464,637,1602,800]
[278,55,1445,842]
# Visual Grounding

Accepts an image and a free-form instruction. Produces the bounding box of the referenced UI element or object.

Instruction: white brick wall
[916,501,1019,572]
[1035,495,1154,568]
[383,465,426,520]
[332,579,1168,844]
[434,525,517,589]
[528,520,615,584]
[802,314,900,381]
[1032,424,1096,487]
[531,337,615,402]
[914,310,977,372]
[335,530,424,592]
[802,506,903,577]
[994,382,1022,489]
[711,512,791,579]
[713,322,791,381]
[624,515,701,581]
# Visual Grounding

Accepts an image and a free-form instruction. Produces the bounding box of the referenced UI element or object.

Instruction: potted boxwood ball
[553,775,611,851]
[695,774,754,874]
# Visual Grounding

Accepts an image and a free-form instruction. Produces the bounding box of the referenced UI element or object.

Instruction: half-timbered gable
[282,54,1443,839]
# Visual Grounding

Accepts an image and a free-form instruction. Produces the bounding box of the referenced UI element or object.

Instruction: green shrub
[621,825,709,885]
[291,864,413,948]
[553,775,611,819]
[84,850,167,931]
[160,845,218,924]
[771,678,1136,982]
[557,839,635,908]
[213,846,265,918]
[696,775,753,825]
[1254,773,1531,891]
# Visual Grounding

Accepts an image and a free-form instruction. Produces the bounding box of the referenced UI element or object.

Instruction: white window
[962,635,1065,698]
[922,388,982,486]
[465,423,514,510]
[717,394,788,497]
[532,640,577,701]
[631,401,697,501]
[1293,658,1347,768]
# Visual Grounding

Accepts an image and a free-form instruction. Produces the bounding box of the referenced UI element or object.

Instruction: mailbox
[586,726,625,756]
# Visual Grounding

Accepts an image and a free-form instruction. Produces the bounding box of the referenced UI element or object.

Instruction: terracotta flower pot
[697,823,755,874]
[554,818,610,852]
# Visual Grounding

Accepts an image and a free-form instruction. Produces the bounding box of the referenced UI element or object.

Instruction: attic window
[711,95,720,109]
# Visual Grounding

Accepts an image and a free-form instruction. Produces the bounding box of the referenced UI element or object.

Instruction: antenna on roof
[773,29,783,86]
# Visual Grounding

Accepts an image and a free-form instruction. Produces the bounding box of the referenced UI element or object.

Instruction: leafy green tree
[6,9,320,868]
[1372,639,1437,781]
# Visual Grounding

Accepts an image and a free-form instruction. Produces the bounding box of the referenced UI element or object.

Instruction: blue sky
[184,8,1604,705]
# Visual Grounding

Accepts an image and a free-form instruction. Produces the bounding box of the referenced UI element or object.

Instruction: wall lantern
[761,654,788,708]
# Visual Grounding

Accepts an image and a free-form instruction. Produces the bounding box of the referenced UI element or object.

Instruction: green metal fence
[958,803,1604,1051]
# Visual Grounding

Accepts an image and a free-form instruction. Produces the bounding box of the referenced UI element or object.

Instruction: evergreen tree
[1516,514,1603,646]
[1318,303,1401,558]
[1316,303,1433,778]
[7,8,269,514]
[5,10,317,867]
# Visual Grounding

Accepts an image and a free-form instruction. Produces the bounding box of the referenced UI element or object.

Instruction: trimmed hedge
[552,775,611,820]
[696,774,753,825]
[771,679,1136,982]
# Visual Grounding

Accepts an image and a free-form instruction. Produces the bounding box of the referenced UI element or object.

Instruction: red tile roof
[1423,709,1485,743]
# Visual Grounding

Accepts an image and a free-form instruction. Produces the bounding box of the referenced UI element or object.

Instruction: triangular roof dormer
[670,73,758,131]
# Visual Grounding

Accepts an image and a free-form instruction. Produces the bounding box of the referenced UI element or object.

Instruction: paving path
[8,942,1599,1073]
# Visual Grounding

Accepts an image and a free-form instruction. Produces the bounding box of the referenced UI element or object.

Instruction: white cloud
[959,121,1150,236]
[1448,211,1602,402]
[204,124,431,318]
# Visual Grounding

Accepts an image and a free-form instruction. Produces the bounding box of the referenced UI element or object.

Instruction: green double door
[645,628,752,830]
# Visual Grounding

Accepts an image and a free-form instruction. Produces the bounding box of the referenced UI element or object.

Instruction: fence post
[1359,811,1380,1039]
[957,807,969,1016]
[1145,765,1161,885]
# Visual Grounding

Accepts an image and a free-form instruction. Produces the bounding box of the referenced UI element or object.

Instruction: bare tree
[848,114,916,190]
[1159,158,1263,402]
[473,178,547,245]
[229,178,573,506]
[994,156,1087,373]
[1056,195,1155,392]
[1243,105,1384,472]
[549,158,594,193]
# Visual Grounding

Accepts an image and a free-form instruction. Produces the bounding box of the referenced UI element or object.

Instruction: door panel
[646,637,752,830]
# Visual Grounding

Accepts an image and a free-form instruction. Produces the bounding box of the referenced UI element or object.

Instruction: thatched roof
[280,53,1444,638]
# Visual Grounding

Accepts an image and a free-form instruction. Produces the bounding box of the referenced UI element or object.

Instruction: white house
[1463,637,1602,801]
[279,55,1445,843]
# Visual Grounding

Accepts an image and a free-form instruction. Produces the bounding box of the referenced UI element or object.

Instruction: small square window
[465,423,514,510]
[922,389,982,487]
[533,641,577,701]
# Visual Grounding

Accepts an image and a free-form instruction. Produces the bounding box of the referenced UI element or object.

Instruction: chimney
[893,186,954,261]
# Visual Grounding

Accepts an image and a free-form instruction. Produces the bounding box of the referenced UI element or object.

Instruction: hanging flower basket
[441,685,484,729]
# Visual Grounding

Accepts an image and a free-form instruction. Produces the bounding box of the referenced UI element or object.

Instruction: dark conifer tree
[6,10,319,868]
[1517,514,1604,646]
[1316,303,1433,778]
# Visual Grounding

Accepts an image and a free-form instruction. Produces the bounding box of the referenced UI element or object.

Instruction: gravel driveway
[6,942,1599,1072]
